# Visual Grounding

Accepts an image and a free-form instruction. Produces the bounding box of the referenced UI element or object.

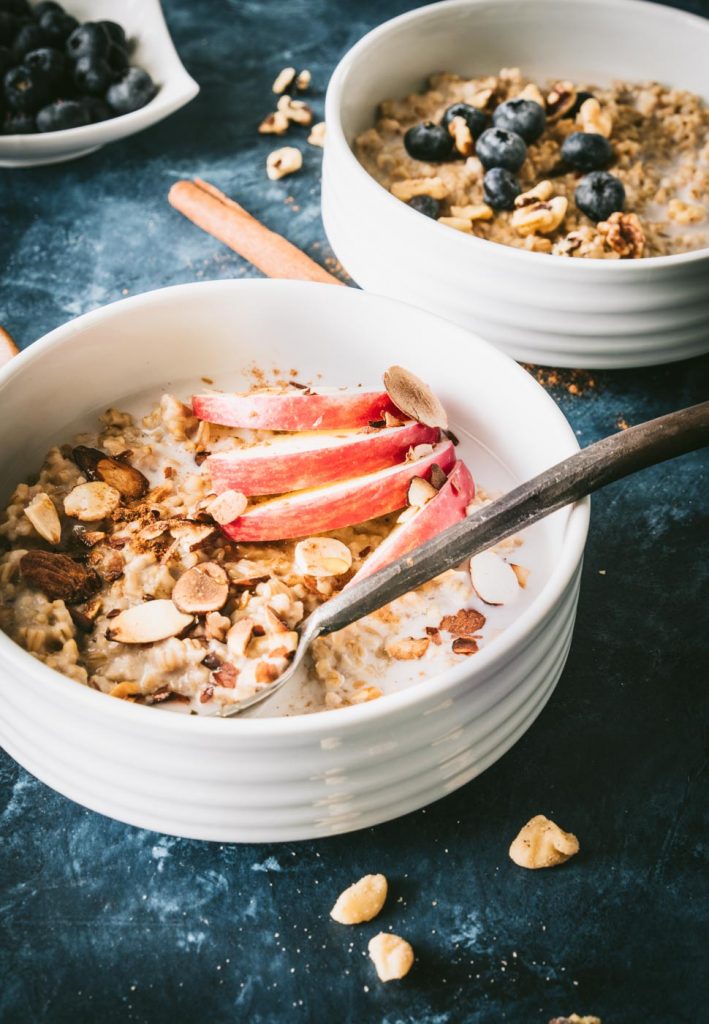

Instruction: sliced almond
[207,489,248,525]
[226,617,255,658]
[169,522,216,550]
[470,550,520,605]
[109,681,142,700]
[407,476,438,508]
[106,600,193,644]
[64,482,121,522]
[409,443,434,461]
[264,606,289,633]
[172,562,229,615]
[396,506,419,525]
[383,366,448,429]
[510,563,530,588]
[72,446,149,500]
[384,411,404,428]
[385,636,430,660]
[24,493,61,545]
[294,537,352,578]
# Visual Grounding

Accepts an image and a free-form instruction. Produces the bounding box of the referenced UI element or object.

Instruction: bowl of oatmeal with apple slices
[322,0,709,369]
[0,279,587,841]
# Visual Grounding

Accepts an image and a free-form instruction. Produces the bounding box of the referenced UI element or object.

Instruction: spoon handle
[309,401,709,639]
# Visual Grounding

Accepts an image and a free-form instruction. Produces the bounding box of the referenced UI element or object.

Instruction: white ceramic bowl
[0,280,588,842]
[323,0,709,369]
[0,0,198,168]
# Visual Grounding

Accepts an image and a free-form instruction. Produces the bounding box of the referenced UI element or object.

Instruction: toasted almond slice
[208,489,248,525]
[409,443,434,461]
[172,562,229,614]
[384,411,404,428]
[384,366,448,430]
[407,476,438,508]
[368,932,414,982]
[385,636,430,660]
[331,874,388,925]
[470,550,520,605]
[226,617,255,657]
[64,481,121,522]
[106,600,193,644]
[170,522,216,550]
[72,446,149,499]
[294,537,352,578]
[396,506,418,525]
[510,562,530,588]
[24,493,61,545]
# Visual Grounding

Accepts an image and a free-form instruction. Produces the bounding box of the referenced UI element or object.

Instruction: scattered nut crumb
[267,146,303,181]
[308,121,326,148]
[385,636,430,660]
[331,874,388,925]
[23,492,61,545]
[368,932,414,982]
[259,111,289,135]
[549,1016,602,1024]
[509,814,580,869]
[272,66,296,94]
[295,69,311,91]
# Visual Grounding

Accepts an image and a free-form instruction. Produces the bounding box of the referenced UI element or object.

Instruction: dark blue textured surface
[1,2,708,1022]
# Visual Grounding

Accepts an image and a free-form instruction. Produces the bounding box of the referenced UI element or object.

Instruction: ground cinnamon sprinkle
[522,364,598,396]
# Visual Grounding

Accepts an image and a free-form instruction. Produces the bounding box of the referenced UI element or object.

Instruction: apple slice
[222,440,456,541]
[207,421,439,496]
[192,388,401,431]
[347,460,475,586]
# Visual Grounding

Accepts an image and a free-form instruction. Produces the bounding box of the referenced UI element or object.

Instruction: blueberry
[575,170,625,222]
[0,0,30,15]
[492,98,546,143]
[0,13,17,46]
[441,102,486,140]
[482,167,521,210]
[106,41,128,73]
[567,90,594,119]
[407,194,441,219]
[80,94,112,123]
[475,127,526,172]
[2,108,34,132]
[24,47,66,90]
[73,54,113,95]
[3,64,49,112]
[561,131,612,172]
[33,2,64,16]
[99,20,127,50]
[39,9,77,46]
[11,21,47,59]
[403,120,453,162]
[0,43,12,75]
[66,22,108,61]
[106,66,156,115]
[36,96,89,131]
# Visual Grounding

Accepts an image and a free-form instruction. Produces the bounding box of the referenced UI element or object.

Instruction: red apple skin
[192,390,400,431]
[222,441,456,541]
[208,422,440,496]
[347,460,475,586]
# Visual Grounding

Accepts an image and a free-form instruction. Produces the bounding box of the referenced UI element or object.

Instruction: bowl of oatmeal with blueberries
[322,0,709,369]
[0,279,588,840]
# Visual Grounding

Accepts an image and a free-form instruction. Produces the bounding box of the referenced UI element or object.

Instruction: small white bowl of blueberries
[0,0,198,166]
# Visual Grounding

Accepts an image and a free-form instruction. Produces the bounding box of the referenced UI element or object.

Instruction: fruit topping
[482,167,521,210]
[560,131,612,172]
[475,126,527,172]
[575,170,625,222]
[492,98,546,143]
[403,120,453,162]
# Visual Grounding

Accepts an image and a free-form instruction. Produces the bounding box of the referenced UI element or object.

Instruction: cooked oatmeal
[355,67,709,258]
[0,380,534,716]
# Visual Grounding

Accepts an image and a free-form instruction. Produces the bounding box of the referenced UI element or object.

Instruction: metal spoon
[214,401,709,718]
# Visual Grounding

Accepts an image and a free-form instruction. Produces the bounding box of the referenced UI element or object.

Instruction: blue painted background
[1,2,707,1022]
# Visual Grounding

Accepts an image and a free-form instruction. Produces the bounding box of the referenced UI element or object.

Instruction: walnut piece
[511,196,567,237]
[577,97,612,138]
[266,146,303,180]
[546,80,576,121]
[368,932,414,982]
[276,94,313,126]
[449,203,494,221]
[259,111,289,135]
[330,874,388,925]
[509,815,580,869]
[19,550,101,604]
[307,121,326,148]
[447,114,473,156]
[272,66,295,94]
[295,69,311,91]
[597,211,645,258]
[517,82,545,107]
[390,177,448,202]
[549,1016,601,1024]
[514,180,553,207]
[437,216,473,233]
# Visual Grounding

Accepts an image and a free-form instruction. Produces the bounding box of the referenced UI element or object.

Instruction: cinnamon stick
[0,325,19,367]
[168,178,344,286]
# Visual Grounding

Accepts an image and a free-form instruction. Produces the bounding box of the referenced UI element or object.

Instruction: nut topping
[390,177,448,202]
[19,550,101,603]
[510,562,530,587]
[514,179,553,208]
[295,69,311,91]
[106,600,193,644]
[407,476,438,507]
[23,493,61,545]
[517,82,545,107]
[72,446,149,500]
[449,203,494,222]
[226,617,255,658]
[266,146,303,181]
[383,365,448,429]
[271,66,296,94]
[64,482,121,522]
[447,114,474,156]
[276,94,313,126]
[511,196,568,237]
[440,607,486,635]
[452,636,479,655]
[509,814,580,869]
[385,636,430,660]
[307,121,326,148]
[259,111,289,135]
[207,489,248,525]
[577,97,612,138]
[597,211,645,258]
[470,550,521,605]
[545,80,577,121]
[368,932,414,982]
[294,537,353,578]
[331,874,388,925]
[549,1016,601,1024]
[172,562,229,614]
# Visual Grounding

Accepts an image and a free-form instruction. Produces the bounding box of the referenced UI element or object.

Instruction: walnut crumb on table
[330,874,388,925]
[509,814,580,869]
